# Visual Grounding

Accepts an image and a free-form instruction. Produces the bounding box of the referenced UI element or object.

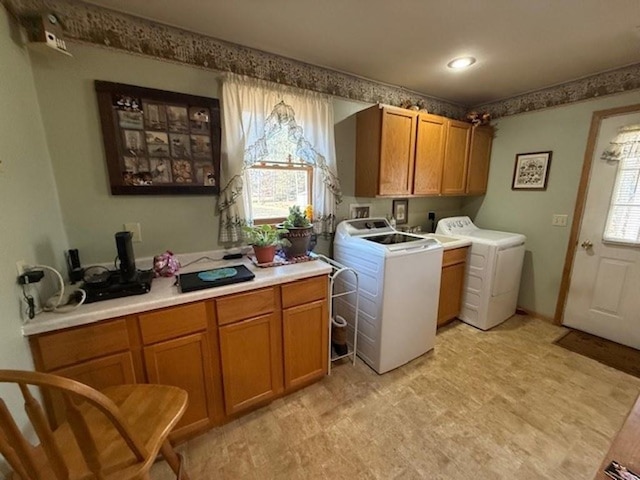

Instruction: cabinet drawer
[216,287,276,326]
[33,318,131,371]
[281,276,328,309]
[442,247,468,267]
[139,302,208,345]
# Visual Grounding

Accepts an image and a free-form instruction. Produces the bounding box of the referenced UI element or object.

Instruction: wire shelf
[316,254,359,374]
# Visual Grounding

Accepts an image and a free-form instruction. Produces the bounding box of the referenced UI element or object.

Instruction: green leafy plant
[282,205,312,228]
[242,224,289,247]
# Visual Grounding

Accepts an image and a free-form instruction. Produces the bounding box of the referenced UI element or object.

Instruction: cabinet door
[49,352,137,427]
[283,300,328,390]
[414,114,447,195]
[466,126,493,195]
[438,262,466,326]
[218,313,283,416]
[379,108,417,196]
[442,120,471,195]
[144,332,215,439]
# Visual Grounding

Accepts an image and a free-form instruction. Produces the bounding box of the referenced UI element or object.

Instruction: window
[603,140,640,245]
[248,163,312,224]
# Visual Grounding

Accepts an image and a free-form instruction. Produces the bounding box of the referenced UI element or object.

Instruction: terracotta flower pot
[252,245,276,264]
[279,226,313,259]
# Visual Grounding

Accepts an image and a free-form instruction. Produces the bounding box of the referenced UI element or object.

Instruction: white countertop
[22,257,331,337]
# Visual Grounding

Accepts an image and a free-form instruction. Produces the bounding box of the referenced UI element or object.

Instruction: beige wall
[463,90,640,319]
[29,44,225,264]
[0,7,69,449]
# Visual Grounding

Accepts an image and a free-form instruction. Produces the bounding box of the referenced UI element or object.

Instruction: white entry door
[563,111,640,349]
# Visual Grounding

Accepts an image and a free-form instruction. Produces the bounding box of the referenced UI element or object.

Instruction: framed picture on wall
[512,151,552,190]
[392,199,409,225]
[349,203,371,219]
[95,80,221,195]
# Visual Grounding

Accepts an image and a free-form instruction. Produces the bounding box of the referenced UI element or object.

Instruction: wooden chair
[0,370,189,480]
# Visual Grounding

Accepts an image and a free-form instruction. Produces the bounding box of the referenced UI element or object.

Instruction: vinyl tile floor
[151,316,640,479]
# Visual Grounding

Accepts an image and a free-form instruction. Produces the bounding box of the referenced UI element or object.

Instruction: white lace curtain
[217,74,341,243]
[601,124,640,161]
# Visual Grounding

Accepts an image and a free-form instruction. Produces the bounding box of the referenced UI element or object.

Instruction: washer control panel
[436,216,476,235]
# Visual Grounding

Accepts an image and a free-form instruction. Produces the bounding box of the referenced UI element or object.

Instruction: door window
[603,127,640,245]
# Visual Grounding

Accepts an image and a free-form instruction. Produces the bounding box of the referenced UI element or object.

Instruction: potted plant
[242,224,289,264]
[279,205,314,258]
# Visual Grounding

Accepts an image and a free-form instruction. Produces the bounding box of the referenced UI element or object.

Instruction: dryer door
[492,244,525,296]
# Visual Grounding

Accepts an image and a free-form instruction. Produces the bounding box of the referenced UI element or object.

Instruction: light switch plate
[552,214,568,227]
[124,222,142,242]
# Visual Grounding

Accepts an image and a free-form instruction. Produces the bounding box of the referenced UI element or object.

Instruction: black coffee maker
[82,232,153,303]
[115,231,137,283]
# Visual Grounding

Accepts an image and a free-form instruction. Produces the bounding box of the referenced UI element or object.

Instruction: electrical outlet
[16,260,27,275]
[124,222,142,242]
[552,214,568,227]
[428,211,436,221]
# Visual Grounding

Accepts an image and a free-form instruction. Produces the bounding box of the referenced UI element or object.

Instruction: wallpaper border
[5,0,640,119]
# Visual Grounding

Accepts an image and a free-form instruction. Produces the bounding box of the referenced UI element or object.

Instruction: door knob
[581,240,593,249]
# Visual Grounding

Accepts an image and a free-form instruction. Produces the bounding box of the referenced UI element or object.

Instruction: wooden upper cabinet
[355,105,417,197]
[414,114,447,195]
[356,105,493,198]
[441,120,471,195]
[379,108,417,195]
[466,126,493,195]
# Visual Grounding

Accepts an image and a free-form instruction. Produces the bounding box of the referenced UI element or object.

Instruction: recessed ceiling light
[447,57,476,69]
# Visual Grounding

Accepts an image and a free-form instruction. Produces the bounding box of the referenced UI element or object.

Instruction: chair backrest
[0,369,148,480]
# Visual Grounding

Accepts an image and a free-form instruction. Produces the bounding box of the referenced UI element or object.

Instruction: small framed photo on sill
[392,199,409,225]
[349,203,371,219]
[512,151,552,190]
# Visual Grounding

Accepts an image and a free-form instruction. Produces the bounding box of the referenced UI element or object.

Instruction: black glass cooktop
[363,233,424,245]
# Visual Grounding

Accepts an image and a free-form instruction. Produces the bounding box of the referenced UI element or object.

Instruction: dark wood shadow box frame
[95,80,221,195]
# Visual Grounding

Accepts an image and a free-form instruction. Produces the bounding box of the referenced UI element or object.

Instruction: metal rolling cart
[316,254,359,374]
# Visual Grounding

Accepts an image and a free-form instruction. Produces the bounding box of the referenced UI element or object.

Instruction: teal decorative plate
[198,267,238,282]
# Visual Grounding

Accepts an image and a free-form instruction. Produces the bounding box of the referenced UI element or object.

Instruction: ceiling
[85,0,640,106]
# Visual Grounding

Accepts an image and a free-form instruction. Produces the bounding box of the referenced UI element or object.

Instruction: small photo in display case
[118,110,143,129]
[143,102,167,130]
[167,106,189,133]
[170,133,191,159]
[149,158,172,183]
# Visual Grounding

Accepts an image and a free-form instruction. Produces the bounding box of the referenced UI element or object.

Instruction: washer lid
[464,229,526,247]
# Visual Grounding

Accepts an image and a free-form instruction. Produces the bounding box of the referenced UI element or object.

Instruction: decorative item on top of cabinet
[437,246,469,327]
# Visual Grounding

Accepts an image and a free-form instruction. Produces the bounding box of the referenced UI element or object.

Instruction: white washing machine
[333,218,443,374]
[436,216,526,330]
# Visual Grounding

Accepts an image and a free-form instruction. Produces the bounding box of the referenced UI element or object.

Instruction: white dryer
[333,218,443,374]
[436,216,526,330]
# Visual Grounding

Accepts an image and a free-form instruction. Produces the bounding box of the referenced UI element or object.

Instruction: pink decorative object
[153,250,181,277]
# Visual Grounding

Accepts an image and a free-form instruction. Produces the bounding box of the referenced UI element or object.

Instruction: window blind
[603,140,640,245]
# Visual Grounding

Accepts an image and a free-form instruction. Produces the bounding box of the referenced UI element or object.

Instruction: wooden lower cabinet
[218,313,283,416]
[29,275,329,441]
[48,352,137,427]
[283,300,328,390]
[144,332,216,440]
[437,247,469,327]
